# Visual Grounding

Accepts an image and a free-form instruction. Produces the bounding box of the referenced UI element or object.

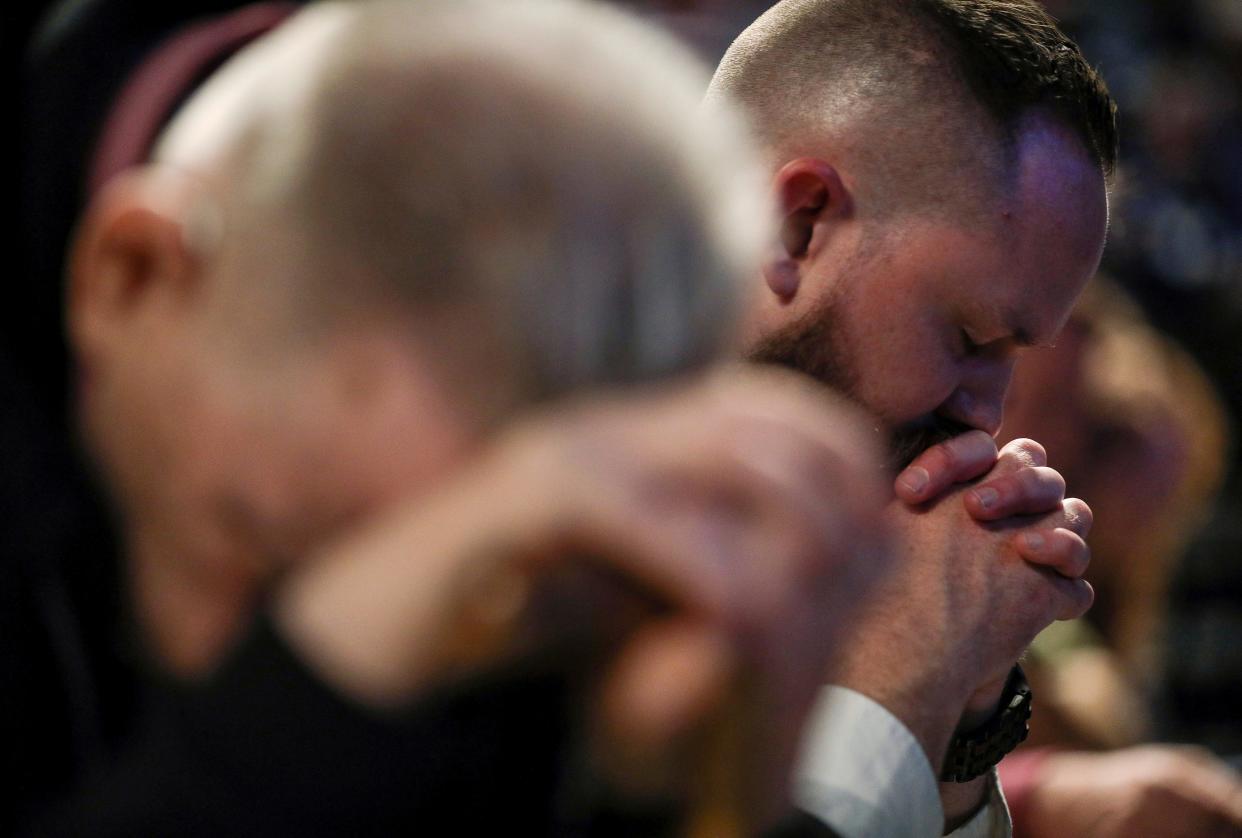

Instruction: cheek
[838,298,959,423]
[81,352,172,513]
[93,352,234,535]
[855,349,958,425]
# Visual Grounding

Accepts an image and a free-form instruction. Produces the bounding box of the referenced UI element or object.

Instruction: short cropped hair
[709,0,1117,214]
[916,0,1116,175]
[157,1,768,406]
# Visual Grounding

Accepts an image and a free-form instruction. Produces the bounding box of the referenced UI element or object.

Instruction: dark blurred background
[7,0,1240,761]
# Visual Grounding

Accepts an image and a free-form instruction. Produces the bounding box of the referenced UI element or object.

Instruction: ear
[762,158,853,303]
[68,168,203,365]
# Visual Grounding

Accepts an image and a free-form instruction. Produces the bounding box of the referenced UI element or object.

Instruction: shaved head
[708,0,1117,221]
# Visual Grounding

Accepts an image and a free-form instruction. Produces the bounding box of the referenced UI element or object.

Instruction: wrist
[939,774,990,833]
[941,678,1012,834]
[940,665,1032,784]
[936,675,1013,830]
[827,649,972,772]
[959,676,1008,732]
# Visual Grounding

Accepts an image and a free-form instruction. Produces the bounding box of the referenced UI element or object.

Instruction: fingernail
[973,487,1000,509]
[899,467,929,495]
[1023,532,1045,550]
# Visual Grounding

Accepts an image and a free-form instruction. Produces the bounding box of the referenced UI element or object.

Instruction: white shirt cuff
[793,685,944,838]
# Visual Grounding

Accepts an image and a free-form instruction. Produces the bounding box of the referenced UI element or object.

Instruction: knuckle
[1013,467,1045,495]
[1006,467,1062,504]
[1043,532,1073,563]
[981,472,1017,499]
[930,439,958,472]
[1068,537,1091,575]
[1003,437,1047,466]
[1138,778,1180,806]
[1063,498,1094,531]
[1154,751,1197,777]
[1176,745,1222,770]
[1075,579,1095,614]
[1058,533,1087,581]
[1051,577,1092,620]
[1039,466,1068,494]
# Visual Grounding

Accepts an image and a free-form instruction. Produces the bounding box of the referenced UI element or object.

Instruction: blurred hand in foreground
[274,366,890,831]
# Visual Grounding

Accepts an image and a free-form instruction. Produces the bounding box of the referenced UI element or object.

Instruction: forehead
[916,113,1109,341]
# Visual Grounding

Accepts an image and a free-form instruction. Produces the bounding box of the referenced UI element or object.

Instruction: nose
[940,358,1016,437]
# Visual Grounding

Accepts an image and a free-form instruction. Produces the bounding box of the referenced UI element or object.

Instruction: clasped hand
[895,431,1094,729]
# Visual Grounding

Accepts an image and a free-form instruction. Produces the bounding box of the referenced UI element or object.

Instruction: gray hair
[156,0,770,405]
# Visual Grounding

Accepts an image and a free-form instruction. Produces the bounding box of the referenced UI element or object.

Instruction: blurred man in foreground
[46,1,889,834]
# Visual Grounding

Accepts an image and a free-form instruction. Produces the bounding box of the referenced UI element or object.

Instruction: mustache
[885,416,978,474]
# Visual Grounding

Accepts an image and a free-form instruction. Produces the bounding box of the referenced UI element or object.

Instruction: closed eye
[959,328,984,357]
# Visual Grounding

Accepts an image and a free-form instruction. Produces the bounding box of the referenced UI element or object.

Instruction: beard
[746,289,859,399]
[884,414,975,472]
[746,292,972,473]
